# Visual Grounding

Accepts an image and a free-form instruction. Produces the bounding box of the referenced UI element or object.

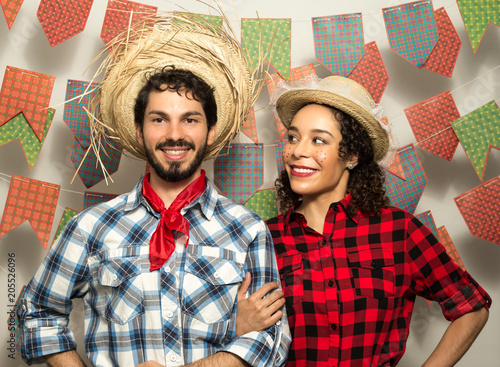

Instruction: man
[18,14,290,367]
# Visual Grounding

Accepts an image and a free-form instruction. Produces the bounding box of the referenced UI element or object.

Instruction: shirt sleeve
[406,215,491,321]
[17,217,90,363]
[220,219,291,367]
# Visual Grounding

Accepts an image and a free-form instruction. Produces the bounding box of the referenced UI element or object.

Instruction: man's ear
[136,123,144,145]
[207,123,217,146]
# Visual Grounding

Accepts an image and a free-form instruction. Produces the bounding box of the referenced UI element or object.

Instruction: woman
[241,76,490,367]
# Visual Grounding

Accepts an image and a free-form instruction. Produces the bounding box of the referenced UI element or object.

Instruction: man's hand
[236,272,286,337]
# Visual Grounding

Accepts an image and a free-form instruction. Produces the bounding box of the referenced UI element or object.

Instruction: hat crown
[315,76,382,121]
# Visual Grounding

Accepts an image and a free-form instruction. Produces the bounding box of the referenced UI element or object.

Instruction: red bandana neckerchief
[142,171,206,271]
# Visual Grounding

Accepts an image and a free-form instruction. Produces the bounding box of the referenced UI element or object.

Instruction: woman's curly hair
[275,104,390,215]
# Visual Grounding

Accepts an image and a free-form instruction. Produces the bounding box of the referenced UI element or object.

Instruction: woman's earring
[348,163,355,170]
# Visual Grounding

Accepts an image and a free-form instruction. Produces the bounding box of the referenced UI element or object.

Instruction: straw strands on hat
[82,4,268,181]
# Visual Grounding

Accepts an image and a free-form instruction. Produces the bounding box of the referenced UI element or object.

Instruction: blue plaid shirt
[18,177,290,367]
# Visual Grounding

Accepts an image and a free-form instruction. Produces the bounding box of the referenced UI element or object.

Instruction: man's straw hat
[275,76,390,162]
[92,12,260,162]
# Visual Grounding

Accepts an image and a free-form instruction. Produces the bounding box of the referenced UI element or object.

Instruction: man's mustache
[156,139,195,150]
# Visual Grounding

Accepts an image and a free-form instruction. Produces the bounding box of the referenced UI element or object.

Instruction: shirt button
[166,311,173,318]
[165,266,171,272]
[170,355,177,362]
[321,239,327,246]
[276,320,281,326]
[333,205,338,212]
[112,274,118,281]
[214,272,220,278]
[328,280,334,287]
[331,324,337,331]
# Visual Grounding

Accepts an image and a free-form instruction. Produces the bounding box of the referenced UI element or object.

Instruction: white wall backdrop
[1,0,499,366]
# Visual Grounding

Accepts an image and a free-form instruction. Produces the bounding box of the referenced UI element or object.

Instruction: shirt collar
[124,175,215,220]
[282,193,360,232]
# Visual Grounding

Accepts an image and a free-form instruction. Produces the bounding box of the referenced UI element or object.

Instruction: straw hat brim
[97,14,255,161]
[276,89,389,162]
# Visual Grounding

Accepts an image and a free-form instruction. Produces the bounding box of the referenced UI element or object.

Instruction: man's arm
[136,351,249,367]
[422,307,489,367]
[43,350,87,367]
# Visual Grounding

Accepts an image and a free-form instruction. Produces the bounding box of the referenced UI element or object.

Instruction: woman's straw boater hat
[90,11,261,162]
[275,76,390,163]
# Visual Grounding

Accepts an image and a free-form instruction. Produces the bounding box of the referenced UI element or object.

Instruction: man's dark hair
[134,66,217,129]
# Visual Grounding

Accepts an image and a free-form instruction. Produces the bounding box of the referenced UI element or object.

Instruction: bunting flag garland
[173,11,222,28]
[240,107,258,144]
[37,0,94,47]
[347,41,388,104]
[404,91,460,161]
[0,66,55,142]
[51,207,79,248]
[84,191,119,209]
[214,143,264,204]
[312,13,364,77]
[457,0,500,54]
[421,7,461,77]
[451,100,500,181]
[384,144,427,214]
[1,0,24,29]
[415,210,438,238]
[100,0,157,47]
[244,188,278,221]
[0,109,54,169]
[0,175,60,249]
[242,18,291,80]
[265,64,316,139]
[70,135,122,188]
[455,176,500,246]
[274,139,287,174]
[383,1,438,68]
[64,79,99,148]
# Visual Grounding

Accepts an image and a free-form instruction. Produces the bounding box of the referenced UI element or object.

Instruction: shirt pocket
[90,252,145,325]
[347,247,395,299]
[277,253,304,307]
[181,246,244,324]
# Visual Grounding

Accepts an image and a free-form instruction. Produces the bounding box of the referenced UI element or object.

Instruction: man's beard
[144,138,207,183]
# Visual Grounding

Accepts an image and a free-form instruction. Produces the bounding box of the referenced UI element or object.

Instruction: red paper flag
[37,0,94,47]
[0,175,60,249]
[1,0,24,29]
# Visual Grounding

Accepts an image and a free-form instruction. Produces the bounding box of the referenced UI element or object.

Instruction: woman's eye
[288,135,298,142]
[313,137,325,144]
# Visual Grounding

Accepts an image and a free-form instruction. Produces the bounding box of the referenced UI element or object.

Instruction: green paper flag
[51,207,79,249]
[452,100,500,180]
[457,0,500,53]
[244,189,278,221]
[242,18,291,80]
[0,109,55,169]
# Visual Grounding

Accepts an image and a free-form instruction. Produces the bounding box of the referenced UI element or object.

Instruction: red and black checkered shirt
[266,195,491,367]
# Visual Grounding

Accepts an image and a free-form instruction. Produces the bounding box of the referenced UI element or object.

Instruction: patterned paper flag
[415,210,438,238]
[70,136,122,188]
[173,11,222,29]
[381,117,405,180]
[242,18,291,80]
[383,1,438,68]
[64,79,99,148]
[348,41,388,104]
[312,13,364,77]
[37,0,94,47]
[0,175,60,249]
[384,144,427,214]
[100,0,157,47]
[0,66,55,141]
[0,109,54,169]
[455,176,500,246]
[404,91,460,161]
[240,107,258,144]
[1,0,24,29]
[422,7,461,77]
[457,0,500,53]
[51,207,79,248]
[265,64,316,139]
[274,139,287,175]
[451,100,500,181]
[437,226,466,272]
[244,188,278,221]
[84,191,119,209]
[214,143,264,204]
